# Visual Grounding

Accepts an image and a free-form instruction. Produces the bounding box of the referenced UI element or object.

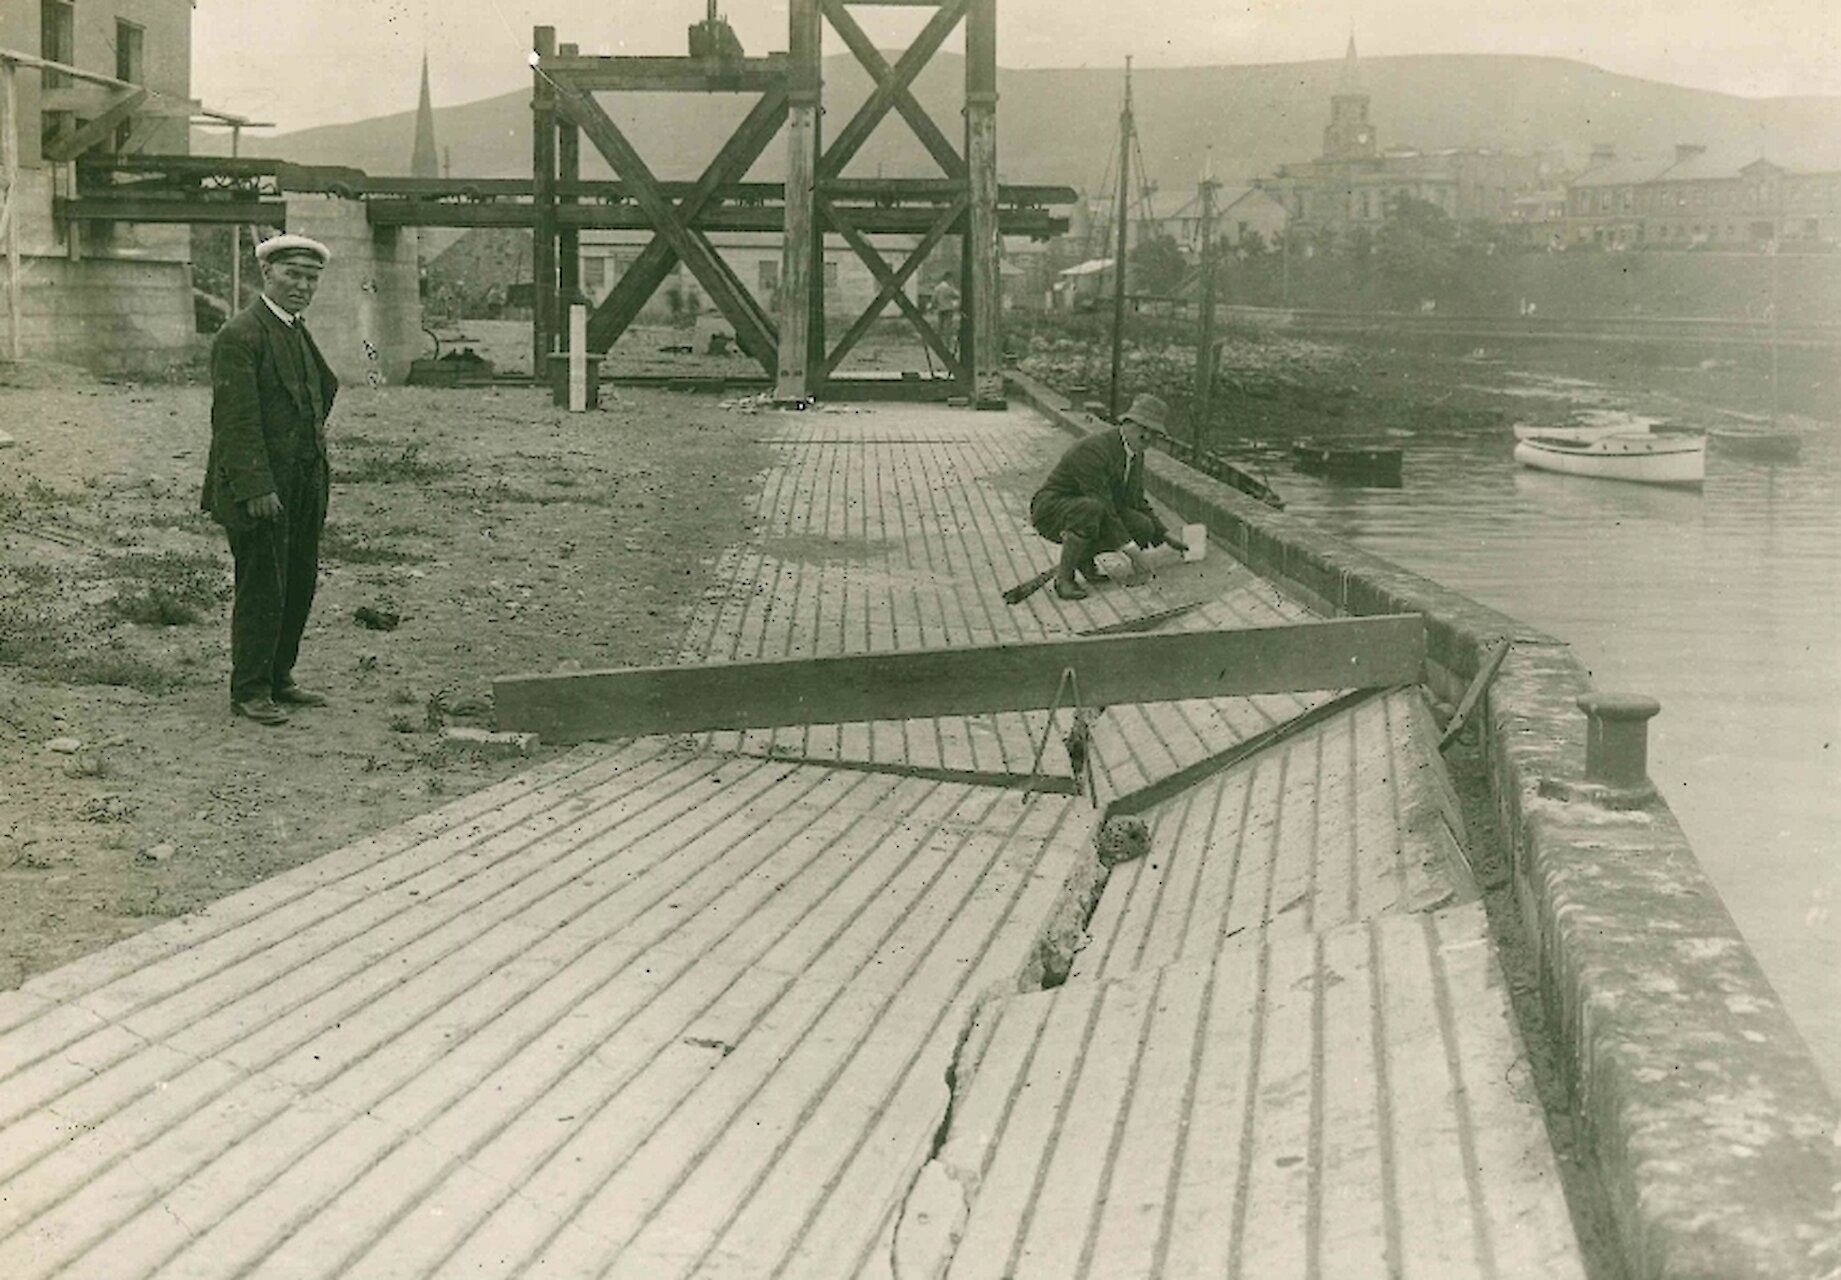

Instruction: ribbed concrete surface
[0,741,1096,1278]
[1079,686,1474,981]
[0,403,1584,1279]
[687,408,1329,801]
[904,902,1584,1280]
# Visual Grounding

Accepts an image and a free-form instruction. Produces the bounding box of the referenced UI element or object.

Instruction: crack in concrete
[887,821,1116,1279]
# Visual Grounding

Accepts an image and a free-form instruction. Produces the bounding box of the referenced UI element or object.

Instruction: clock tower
[1322,37,1376,161]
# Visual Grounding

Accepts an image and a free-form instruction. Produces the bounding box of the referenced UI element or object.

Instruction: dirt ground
[0,349,773,990]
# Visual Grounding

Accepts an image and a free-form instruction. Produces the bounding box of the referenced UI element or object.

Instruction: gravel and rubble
[1,364,770,989]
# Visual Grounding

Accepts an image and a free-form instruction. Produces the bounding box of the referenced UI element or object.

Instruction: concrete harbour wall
[1007,371,1841,1279]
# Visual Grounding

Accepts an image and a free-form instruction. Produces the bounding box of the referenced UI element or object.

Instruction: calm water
[1259,427,1841,1087]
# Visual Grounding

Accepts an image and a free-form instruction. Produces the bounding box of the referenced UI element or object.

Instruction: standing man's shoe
[1077,558,1110,585]
[273,683,329,707]
[232,697,292,726]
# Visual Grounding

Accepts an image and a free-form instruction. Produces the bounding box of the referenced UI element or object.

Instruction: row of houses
[1082,39,1841,264]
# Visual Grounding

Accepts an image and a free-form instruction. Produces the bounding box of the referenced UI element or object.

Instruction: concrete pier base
[283,195,422,388]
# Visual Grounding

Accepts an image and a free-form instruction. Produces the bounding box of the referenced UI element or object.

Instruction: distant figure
[201,234,339,726]
[930,276,961,356]
[1028,393,1186,601]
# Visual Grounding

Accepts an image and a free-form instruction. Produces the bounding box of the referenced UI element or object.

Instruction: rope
[1023,666,1096,805]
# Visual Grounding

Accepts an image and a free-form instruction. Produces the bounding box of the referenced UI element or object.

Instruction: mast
[1193,148,1218,457]
[1107,57,1133,422]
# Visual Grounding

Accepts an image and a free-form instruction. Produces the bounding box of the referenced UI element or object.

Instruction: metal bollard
[1578,693,1661,788]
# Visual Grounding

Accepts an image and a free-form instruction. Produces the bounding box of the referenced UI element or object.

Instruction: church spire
[410,52,440,178]
[1337,34,1361,95]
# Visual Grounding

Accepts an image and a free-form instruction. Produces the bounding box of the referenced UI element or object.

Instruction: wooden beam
[531,26,558,387]
[361,199,1065,237]
[1439,637,1512,750]
[555,79,779,366]
[777,0,821,402]
[584,86,788,357]
[818,0,965,180]
[54,197,287,224]
[965,0,1002,407]
[818,194,965,380]
[494,615,1428,743]
[540,54,787,94]
[556,43,581,312]
[818,0,966,181]
[2,60,19,360]
[40,86,148,162]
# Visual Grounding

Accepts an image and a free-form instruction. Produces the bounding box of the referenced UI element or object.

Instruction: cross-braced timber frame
[780,0,1004,406]
[531,28,791,381]
[530,0,1017,406]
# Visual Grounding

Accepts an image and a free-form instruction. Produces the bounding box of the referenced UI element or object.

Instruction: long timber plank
[495,614,1425,742]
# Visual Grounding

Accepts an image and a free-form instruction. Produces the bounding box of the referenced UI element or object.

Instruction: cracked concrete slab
[902,902,1584,1280]
[0,743,1101,1278]
[1077,685,1476,983]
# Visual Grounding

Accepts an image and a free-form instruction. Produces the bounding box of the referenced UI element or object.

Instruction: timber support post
[965,0,1003,407]
[776,0,820,402]
[2,58,20,360]
[556,41,581,316]
[531,25,558,381]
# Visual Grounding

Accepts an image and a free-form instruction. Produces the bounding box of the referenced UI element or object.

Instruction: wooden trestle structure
[54,4,1069,402]
[528,0,1052,406]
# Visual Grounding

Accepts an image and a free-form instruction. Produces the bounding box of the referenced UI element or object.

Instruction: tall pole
[776,0,819,403]
[1193,150,1218,458]
[2,60,21,360]
[531,26,558,384]
[966,0,1002,407]
[228,124,242,311]
[557,43,581,315]
[1107,57,1133,422]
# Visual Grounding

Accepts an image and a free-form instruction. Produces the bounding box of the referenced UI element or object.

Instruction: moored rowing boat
[1514,431,1706,487]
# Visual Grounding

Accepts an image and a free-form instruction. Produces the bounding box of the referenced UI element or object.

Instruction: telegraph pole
[1193,149,1219,457]
[1107,57,1134,422]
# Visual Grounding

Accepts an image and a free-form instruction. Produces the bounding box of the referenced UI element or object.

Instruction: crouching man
[1029,393,1185,601]
[200,233,339,725]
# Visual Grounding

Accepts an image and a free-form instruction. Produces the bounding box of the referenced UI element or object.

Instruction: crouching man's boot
[1054,533,1090,601]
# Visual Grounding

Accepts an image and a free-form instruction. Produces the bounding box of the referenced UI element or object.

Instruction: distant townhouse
[1137,185,1291,254]
[1562,144,1841,249]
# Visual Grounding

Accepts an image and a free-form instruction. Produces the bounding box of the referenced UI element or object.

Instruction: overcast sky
[190,0,1841,132]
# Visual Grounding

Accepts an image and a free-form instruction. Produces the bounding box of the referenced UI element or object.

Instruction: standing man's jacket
[201,303,339,525]
[1031,428,1167,546]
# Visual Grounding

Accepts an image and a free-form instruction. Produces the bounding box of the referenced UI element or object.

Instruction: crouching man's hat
[255,234,332,268]
[1120,392,1169,434]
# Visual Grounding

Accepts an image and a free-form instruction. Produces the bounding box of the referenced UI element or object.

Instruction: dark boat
[1291,441,1404,487]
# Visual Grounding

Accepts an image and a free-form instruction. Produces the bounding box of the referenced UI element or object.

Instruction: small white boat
[1514,431,1706,488]
[1511,409,1670,443]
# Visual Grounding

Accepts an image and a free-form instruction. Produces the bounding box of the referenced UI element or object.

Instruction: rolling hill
[206,51,1841,194]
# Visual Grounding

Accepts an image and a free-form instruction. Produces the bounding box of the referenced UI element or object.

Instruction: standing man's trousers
[223,455,327,704]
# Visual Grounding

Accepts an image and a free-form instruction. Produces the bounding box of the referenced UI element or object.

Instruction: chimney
[1675,143,1707,163]
[1589,143,1616,164]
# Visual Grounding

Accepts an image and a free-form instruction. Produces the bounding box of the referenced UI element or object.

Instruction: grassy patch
[46,647,187,695]
[320,522,428,566]
[102,551,229,625]
[333,442,457,485]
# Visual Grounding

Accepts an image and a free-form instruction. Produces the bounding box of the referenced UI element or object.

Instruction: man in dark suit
[1029,393,1185,601]
[201,234,339,725]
